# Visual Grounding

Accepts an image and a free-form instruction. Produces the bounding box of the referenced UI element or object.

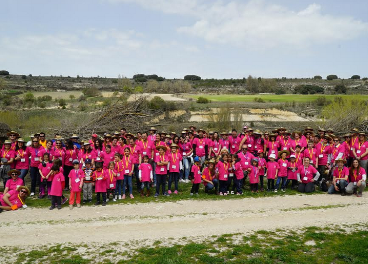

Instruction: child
[216,153,230,196]
[93,162,107,206]
[38,153,53,198]
[233,155,244,195]
[139,155,153,197]
[154,145,169,197]
[276,150,289,192]
[52,159,68,205]
[122,147,134,199]
[168,144,182,195]
[49,165,65,210]
[114,153,124,200]
[287,154,298,190]
[190,156,202,195]
[83,159,94,203]
[106,161,117,202]
[68,160,84,209]
[257,151,267,191]
[247,159,260,193]
[266,154,279,192]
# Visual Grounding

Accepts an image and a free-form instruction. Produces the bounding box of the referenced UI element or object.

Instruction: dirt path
[1,194,367,247]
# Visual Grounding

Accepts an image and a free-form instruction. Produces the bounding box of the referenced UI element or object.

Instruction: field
[189,94,368,102]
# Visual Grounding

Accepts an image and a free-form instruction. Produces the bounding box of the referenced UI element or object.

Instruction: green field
[189,94,368,102]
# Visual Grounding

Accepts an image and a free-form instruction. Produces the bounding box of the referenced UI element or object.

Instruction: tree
[184,75,201,81]
[0,70,9,75]
[327,75,338,80]
[82,87,101,97]
[118,77,132,90]
[58,99,67,108]
[334,84,347,94]
[246,75,259,93]
[313,75,322,80]
[69,94,75,100]
[0,78,7,90]
[351,75,360,80]
[197,97,210,104]
[146,79,159,92]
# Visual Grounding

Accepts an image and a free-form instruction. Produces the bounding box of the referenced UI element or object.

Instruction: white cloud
[108,0,368,50]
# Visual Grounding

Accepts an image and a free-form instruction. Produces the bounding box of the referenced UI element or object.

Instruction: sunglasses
[11,173,17,176]
[334,140,339,142]
[32,141,38,143]
[10,134,16,137]
[242,148,248,150]
[20,190,27,194]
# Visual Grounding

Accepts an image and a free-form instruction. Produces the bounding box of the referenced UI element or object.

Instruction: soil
[1,194,367,248]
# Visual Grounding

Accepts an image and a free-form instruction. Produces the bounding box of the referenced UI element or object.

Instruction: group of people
[0,125,366,211]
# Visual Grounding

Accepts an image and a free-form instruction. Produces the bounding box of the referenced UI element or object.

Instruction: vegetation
[184,75,201,81]
[313,75,322,80]
[82,87,101,97]
[196,97,210,104]
[0,70,10,75]
[334,84,347,94]
[327,74,338,80]
[351,75,361,80]
[294,84,324,94]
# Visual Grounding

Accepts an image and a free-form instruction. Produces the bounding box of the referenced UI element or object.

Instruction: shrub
[0,70,9,75]
[184,75,201,81]
[149,96,166,110]
[294,85,324,94]
[315,96,330,106]
[82,87,101,97]
[334,84,347,94]
[78,103,87,111]
[69,94,75,100]
[253,97,265,103]
[196,97,210,104]
[275,88,286,95]
[23,92,35,103]
[351,75,360,80]
[327,75,338,80]
[313,75,322,80]
[58,99,67,107]
[37,95,52,102]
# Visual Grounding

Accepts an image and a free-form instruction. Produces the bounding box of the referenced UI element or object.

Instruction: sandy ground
[1,194,367,248]
[127,93,187,102]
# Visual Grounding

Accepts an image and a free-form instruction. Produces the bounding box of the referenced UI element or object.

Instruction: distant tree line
[133,74,165,82]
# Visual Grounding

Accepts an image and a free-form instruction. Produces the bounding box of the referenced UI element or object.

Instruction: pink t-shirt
[105,169,117,189]
[228,136,240,154]
[27,146,43,167]
[216,160,230,181]
[266,161,279,179]
[210,140,222,156]
[49,172,65,196]
[64,149,79,167]
[139,163,152,182]
[0,190,24,208]
[121,155,134,175]
[297,165,318,183]
[129,145,141,164]
[5,178,23,192]
[155,154,168,175]
[234,162,244,180]
[287,161,298,180]
[38,162,53,182]
[220,138,230,150]
[168,152,182,173]
[277,159,288,177]
[246,165,259,184]
[303,148,317,165]
[40,148,54,163]
[93,170,107,192]
[114,161,125,180]
[237,151,255,168]
[15,149,30,170]
[191,164,202,184]
[93,149,103,162]
[138,140,154,158]
[53,147,65,164]
[333,167,349,181]
[349,167,366,182]
[352,141,368,161]
[179,142,192,157]
[267,141,279,157]
[79,150,96,163]
[193,137,206,157]
[315,143,331,166]
[101,151,115,169]
[258,158,267,175]
[69,169,85,192]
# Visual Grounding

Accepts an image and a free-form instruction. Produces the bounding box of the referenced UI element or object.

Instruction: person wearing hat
[0,185,30,212]
[192,129,208,165]
[28,137,43,196]
[291,131,306,154]
[331,137,345,166]
[276,150,290,192]
[315,136,332,191]
[297,157,320,193]
[209,132,221,158]
[68,160,85,209]
[303,141,318,168]
[266,134,279,158]
[5,131,19,151]
[63,139,80,191]
[346,159,366,197]
[13,138,30,183]
[128,137,142,192]
[202,159,219,194]
[3,169,22,195]
[148,127,157,143]
[228,129,240,155]
[317,128,326,139]
[70,134,81,150]
[154,145,169,197]
[328,159,349,195]
[80,141,95,168]
[1,140,15,174]
[266,154,279,191]
[168,144,182,195]
[219,132,230,151]
[287,155,298,190]
[190,156,202,195]
[178,135,193,183]
[138,132,154,161]
[351,132,368,173]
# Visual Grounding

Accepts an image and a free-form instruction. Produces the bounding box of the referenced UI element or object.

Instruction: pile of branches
[59,96,162,139]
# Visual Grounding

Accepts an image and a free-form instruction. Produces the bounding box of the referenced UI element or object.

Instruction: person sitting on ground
[297,157,320,193]
[328,159,349,196]
[0,185,30,213]
[202,159,219,194]
[346,159,366,197]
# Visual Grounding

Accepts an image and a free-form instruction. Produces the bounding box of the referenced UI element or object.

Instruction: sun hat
[4,140,12,144]
[7,131,20,137]
[72,159,79,165]
[156,145,167,151]
[269,154,276,159]
[7,169,21,177]
[17,185,30,195]
[70,134,79,139]
[16,138,25,143]
[170,143,179,149]
[278,150,290,158]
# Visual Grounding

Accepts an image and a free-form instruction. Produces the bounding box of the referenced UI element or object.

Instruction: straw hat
[7,131,20,137]
[7,169,21,177]
[3,140,12,144]
[70,134,79,139]
[16,138,25,143]
[17,185,30,195]
[278,150,290,158]
[208,159,216,164]
[149,127,157,131]
[156,145,167,151]
[170,143,179,149]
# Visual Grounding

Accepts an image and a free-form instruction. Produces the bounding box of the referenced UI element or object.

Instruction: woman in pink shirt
[328,159,349,195]
[3,169,23,195]
[14,138,29,184]
[168,144,182,195]
[93,162,107,206]
[179,136,193,183]
[297,157,320,193]
[352,132,368,175]
[346,159,366,197]
[0,186,29,212]
[276,151,289,192]
[266,134,279,158]
[154,145,169,197]
[27,138,43,196]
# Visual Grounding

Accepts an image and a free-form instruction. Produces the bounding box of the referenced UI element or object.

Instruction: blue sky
[1,0,367,79]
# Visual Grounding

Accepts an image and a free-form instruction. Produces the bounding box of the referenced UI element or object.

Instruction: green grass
[189,94,368,103]
[6,225,368,264]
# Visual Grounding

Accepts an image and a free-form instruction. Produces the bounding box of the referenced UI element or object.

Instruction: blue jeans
[328,180,348,194]
[168,172,179,191]
[152,162,157,185]
[123,176,133,195]
[18,169,29,184]
[156,174,167,195]
[205,179,219,193]
[275,177,287,190]
[116,179,123,195]
[183,157,191,180]
[30,166,40,193]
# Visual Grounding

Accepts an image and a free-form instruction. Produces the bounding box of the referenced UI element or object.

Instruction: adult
[70,134,81,149]
[297,157,320,193]
[192,129,208,164]
[328,159,349,195]
[228,129,240,154]
[346,159,366,197]
[352,132,368,174]
[4,130,19,150]
[129,137,142,191]
[0,185,29,212]
[3,169,23,195]
[28,138,43,196]
[266,133,279,158]
[202,159,219,194]
[14,138,30,183]
[39,132,47,148]
[179,135,192,183]
[64,139,79,189]
[1,140,15,186]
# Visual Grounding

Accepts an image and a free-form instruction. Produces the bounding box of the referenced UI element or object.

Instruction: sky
[1,0,368,79]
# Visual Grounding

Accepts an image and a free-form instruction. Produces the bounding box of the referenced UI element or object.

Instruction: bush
[0,70,9,75]
[275,88,286,95]
[196,97,210,104]
[82,87,101,97]
[315,96,330,106]
[327,75,338,80]
[37,95,52,102]
[253,97,265,103]
[149,96,165,110]
[313,75,322,80]
[184,75,201,81]
[58,99,67,107]
[294,85,324,94]
[23,92,35,103]
[351,75,360,80]
[78,103,87,111]
[334,84,347,94]
[69,95,75,100]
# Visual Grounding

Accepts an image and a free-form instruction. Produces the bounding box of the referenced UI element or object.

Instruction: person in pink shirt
[303,141,318,167]
[49,165,65,210]
[266,134,279,158]
[276,150,289,192]
[190,157,202,195]
[64,140,79,191]
[291,131,306,153]
[252,131,264,156]
[148,127,157,144]
[257,151,267,191]
[346,159,367,197]
[192,129,208,164]
[352,132,368,174]
[232,155,244,195]
[93,162,107,206]
[128,137,142,192]
[1,140,15,175]
[79,142,95,168]
[105,161,117,202]
[168,144,182,195]
[287,155,298,190]
[178,136,193,183]
[139,155,153,197]
[297,157,320,193]
[246,159,260,193]
[154,145,169,197]
[13,138,29,184]
[279,131,292,158]
[328,159,349,195]
[210,132,222,158]
[316,136,332,190]
[101,145,115,170]
[0,186,29,212]
[138,132,154,159]
[40,140,54,161]
[3,169,23,195]
[38,153,54,198]
[216,153,230,195]
[331,137,346,166]
[266,154,279,191]
[122,147,134,199]
[237,145,255,169]
[27,138,43,196]
[228,129,240,155]
[68,160,84,209]
[93,139,104,163]
[219,132,230,151]
[114,153,124,199]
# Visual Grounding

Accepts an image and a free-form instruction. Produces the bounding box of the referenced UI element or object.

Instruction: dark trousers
[286,179,298,189]
[205,179,219,193]
[227,176,236,192]
[30,166,40,193]
[168,172,180,191]
[107,189,115,198]
[298,182,315,193]
[275,176,287,190]
[156,174,167,195]
[234,178,242,194]
[63,165,73,189]
[96,192,106,203]
[134,164,141,191]
[219,180,227,193]
[267,179,275,190]
[250,183,258,192]
[191,183,200,194]
[259,175,264,189]
[51,196,61,207]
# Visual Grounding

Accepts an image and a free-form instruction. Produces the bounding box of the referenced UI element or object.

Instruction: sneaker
[236,193,241,195]
[179,179,185,183]
[83,200,87,203]
[61,198,68,205]
[95,202,100,205]
[106,198,109,202]
[130,194,134,199]
[57,206,61,210]
[88,199,92,203]
[102,202,106,206]
[357,192,362,197]
[113,198,117,202]
[118,195,121,200]
[114,195,117,200]
[274,189,278,193]
[230,191,234,195]
[49,206,55,210]
[165,192,170,197]
[224,193,227,196]
[168,190,172,195]
[174,190,178,194]
[77,204,81,208]
[69,205,73,210]
[185,179,190,183]
[122,194,126,200]
[190,193,194,196]
[219,192,223,196]
[30,192,35,196]
[281,189,285,193]
[154,193,159,198]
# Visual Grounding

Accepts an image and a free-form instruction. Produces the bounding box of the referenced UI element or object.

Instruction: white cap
[290,154,296,158]
[269,154,276,159]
